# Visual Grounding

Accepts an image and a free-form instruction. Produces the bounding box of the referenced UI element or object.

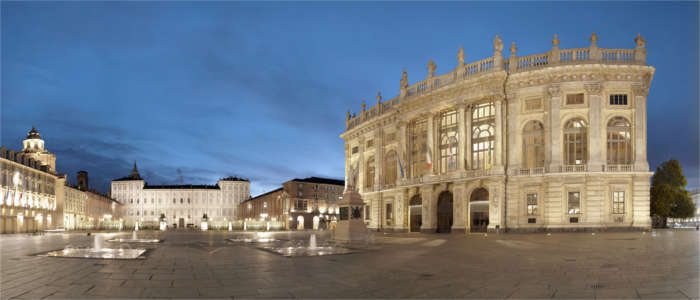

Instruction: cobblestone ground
[0,229,698,299]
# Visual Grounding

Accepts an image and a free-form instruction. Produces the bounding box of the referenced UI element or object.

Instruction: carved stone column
[547,85,562,170]
[358,137,365,192]
[507,91,519,170]
[586,82,604,170]
[420,185,434,233]
[465,105,472,169]
[374,129,383,230]
[426,113,435,175]
[633,83,649,170]
[494,98,504,170]
[457,104,467,171]
[451,182,466,233]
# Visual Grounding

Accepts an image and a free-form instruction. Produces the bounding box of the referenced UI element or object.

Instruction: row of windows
[525,191,626,216]
[565,94,628,106]
[128,209,231,217]
[365,115,633,186]
[128,198,235,205]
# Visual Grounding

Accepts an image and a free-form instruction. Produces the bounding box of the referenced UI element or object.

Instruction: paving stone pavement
[0,229,698,299]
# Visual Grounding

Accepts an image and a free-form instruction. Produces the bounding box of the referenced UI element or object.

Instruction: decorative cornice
[583,82,602,95]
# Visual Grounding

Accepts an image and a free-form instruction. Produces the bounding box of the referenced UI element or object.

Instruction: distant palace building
[341,33,654,232]
[111,164,250,229]
[238,177,344,230]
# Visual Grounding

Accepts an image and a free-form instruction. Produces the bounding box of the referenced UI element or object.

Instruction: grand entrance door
[470,188,489,232]
[437,191,453,233]
[409,195,422,232]
[178,218,185,229]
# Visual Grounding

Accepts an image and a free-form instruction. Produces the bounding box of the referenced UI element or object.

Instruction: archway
[297,216,304,230]
[409,194,422,232]
[470,188,489,232]
[436,191,453,233]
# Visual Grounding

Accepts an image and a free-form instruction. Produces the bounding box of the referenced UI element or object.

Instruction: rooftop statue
[427,59,437,77]
[457,46,465,66]
[400,68,408,88]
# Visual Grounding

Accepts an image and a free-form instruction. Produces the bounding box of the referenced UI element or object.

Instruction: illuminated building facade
[0,127,62,233]
[341,33,654,233]
[63,171,121,230]
[111,164,250,229]
[238,177,345,230]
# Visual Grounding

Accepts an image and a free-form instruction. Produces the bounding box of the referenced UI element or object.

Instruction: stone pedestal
[333,188,371,244]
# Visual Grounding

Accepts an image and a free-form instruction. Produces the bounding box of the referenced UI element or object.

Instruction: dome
[26,126,41,139]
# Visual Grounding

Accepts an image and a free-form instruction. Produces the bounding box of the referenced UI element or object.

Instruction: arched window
[365,157,375,189]
[522,120,545,168]
[384,151,397,186]
[563,119,587,165]
[607,117,632,165]
[439,109,459,173]
[472,102,495,170]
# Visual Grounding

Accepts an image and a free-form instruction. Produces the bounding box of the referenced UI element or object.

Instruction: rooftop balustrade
[345,33,648,131]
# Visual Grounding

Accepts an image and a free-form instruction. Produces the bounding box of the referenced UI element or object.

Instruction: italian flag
[426,147,433,171]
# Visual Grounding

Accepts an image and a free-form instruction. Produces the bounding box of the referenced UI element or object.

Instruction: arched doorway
[409,194,422,232]
[437,191,453,233]
[470,188,489,232]
[297,216,304,230]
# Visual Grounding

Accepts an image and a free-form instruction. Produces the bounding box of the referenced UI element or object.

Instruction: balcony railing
[345,33,648,131]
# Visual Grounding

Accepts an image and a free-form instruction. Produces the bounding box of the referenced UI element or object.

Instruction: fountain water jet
[94,234,104,251]
[309,234,317,249]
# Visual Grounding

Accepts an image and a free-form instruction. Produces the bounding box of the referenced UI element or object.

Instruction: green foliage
[650,184,673,217]
[672,190,696,218]
[650,159,696,221]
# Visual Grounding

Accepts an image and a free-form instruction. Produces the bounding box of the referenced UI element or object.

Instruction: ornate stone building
[64,171,121,230]
[110,164,250,229]
[341,33,654,233]
[0,127,63,233]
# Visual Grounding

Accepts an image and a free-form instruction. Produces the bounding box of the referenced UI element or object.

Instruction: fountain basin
[43,247,146,259]
[107,238,160,243]
[257,245,353,257]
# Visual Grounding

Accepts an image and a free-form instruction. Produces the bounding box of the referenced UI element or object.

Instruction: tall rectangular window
[612,191,625,214]
[568,192,580,214]
[471,102,495,170]
[527,193,538,215]
[439,109,459,173]
[410,119,428,178]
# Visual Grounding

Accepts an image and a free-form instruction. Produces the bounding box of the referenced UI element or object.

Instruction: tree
[650,159,696,227]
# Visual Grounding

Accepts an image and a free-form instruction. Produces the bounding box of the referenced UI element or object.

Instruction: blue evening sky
[2,2,698,196]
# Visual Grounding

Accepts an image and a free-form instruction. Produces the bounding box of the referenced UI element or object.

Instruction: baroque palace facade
[111,165,250,229]
[341,33,654,233]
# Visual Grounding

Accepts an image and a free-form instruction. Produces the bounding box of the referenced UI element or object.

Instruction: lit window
[439,109,459,173]
[527,193,538,215]
[612,191,625,214]
[522,121,545,168]
[365,157,375,188]
[564,119,587,165]
[568,192,580,214]
[384,151,397,186]
[364,205,370,220]
[607,117,632,165]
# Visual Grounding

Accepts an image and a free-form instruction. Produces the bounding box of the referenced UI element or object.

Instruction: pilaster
[420,185,435,232]
[547,85,562,169]
[457,104,466,171]
[451,182,466,233]
[465,105,472,169]
[586,83,604,169]
[633,84,649,171]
